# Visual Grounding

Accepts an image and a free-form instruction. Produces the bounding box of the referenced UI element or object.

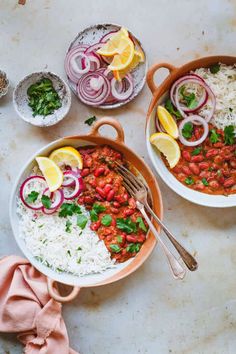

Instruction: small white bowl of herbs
[13,72,71,127]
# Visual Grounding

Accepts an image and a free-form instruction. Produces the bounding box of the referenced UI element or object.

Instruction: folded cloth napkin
[0,255,78,354]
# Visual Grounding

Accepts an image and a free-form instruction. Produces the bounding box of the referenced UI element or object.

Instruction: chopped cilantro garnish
[165,99,181,119]
[101,214,112,226]
[180,86,198,109]
[110,244,121,253]
[116,235,123,243]
[59,203,81,217]
[90,203,106,221]
[26,191,39,204]
[202,178,209,186]
[65,220,72,233]
[209,129,220,143]
[41,195,51,209]
[210,63,220,74]
[182,122,193,139]
[67,250,71,257]
[136,216,147,232]
[77,214,88,229]
[185,177,194,185]
[224,125,235,145]
[126,243,141,253]
[84,116,97,126]
[191,147,202,156]
[116,217,137,234]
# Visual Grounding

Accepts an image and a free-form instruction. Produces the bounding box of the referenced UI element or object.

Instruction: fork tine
[116,165,142,191]
[115,162,146,190]
[120,172,138,193]
[122,181,136,197]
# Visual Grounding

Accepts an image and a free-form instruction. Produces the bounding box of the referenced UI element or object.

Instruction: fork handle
[138,204,186,280]
[145,203,198,271]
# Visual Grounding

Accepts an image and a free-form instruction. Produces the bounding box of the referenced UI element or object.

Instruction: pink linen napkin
[0,255,79,354]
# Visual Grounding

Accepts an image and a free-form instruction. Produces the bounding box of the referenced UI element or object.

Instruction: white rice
[17,199,115,276]
[194,64,236,130]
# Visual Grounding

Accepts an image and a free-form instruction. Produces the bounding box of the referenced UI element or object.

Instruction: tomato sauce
[77,145,148,263]
[164,124,236,195]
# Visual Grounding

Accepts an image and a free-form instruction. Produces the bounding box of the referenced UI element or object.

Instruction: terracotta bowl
[10,117,163,302]
[145,56,236,207]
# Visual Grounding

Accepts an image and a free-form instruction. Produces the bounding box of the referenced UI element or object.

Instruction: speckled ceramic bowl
[0,70,9,98]
[65,23,148,109]
[13,71,71,127]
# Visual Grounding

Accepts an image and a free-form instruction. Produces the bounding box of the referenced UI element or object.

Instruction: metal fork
[116,163,198,278]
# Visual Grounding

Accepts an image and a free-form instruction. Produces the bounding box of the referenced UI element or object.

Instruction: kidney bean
[172,166,181,174]
[189,163,200,175]
[223,177,235,188]
[224,154,233,161]
[137,234,146,243]
[214,155,223,164]
[104,168,110,176]
[209,180,219,189]
[104,184,112,195]
[199,162,209,170]
[182,166,191,176]
[194,127,201,140]
[84,156,92,167]
[99,234,105,240]
[128,197,136,209]
[126,235,138,243]
[195,182,204,191]
[114,152,122,159]
[211,163,219,171]
[123,208,135,216]
[98,180,106,188]
[94,167,105,177]
[200,171,210,179]
[96,187,106,199]
[95,193,104,201]
[90,221,101,231]
[114,195,123,203]
[111,219,116,227]
[213,142,224,148]
[218,176,225,185]
[89,178,97,188]
[84,196,94,204]
[77,196,85,204]
[113,201,121,208]
[230,160,236,169]
[110,207,119,214]
[222,169,230,177]
[182,150,191,162]
[206,149,218,159]
[106,235,112,242]
[106,189,115,201]
[191,155,204,163]
[81,168,90,177]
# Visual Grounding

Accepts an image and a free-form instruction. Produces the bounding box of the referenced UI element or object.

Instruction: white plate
[65,23,147,109]
[146,94,236,208]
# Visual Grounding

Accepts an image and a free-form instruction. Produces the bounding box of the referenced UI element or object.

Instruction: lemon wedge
[108,36,134,71]
[97,27,129,57]
[49,146,83,169]
[150,132,180,168]
[113,49,145,81]
[36,157,63,192]
[157,106,179,139]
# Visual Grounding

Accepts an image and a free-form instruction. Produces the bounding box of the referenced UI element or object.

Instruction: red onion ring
[62,170,81,187]
[100,30,118,43]
[76,71,110,106]
[178,115,209,147]
[42,207,59,215]
[64,45,88,83]
[42,188,64,210]
[174,78,215,121]
[111,75,133,101]
[20,176,47,210]
[71,53,91,75]
[63,175,84,200]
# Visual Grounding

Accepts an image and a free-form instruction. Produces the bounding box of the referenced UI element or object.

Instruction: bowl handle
[146,62,177,94]
[47,278,80,303]
[89,117,125,143]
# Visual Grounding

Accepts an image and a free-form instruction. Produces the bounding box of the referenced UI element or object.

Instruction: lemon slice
[36,157,63,192]
[108,37,134,71]
[157,106,179,139]
[150,132,180,168]
[49,146,83,169]
[97,27,129,57]
[113,49,144,81]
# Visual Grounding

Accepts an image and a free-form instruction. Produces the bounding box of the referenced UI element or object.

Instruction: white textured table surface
[1,1,236,353]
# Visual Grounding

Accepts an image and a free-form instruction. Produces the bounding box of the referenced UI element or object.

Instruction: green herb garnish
[65,220,72,233]
[59,203,81,217]
[77,214,88,229]
[165,99,181,119]
[67,250,71,257]
[182,122,193,139]
[27,78,61,117]
[90,203,106,222]
[209,129,220,143]
[84,116,97,126]
[41,195,52,209]
[77,258,81,264]
[126,243,141,253]
[136,216,147,232]
[26,191,39,204]
[210,63,220,74]
[224,125,235,145]
[116,217,137,234]
[185,177,194,185]
[77,246,82,251]
[180,86,198,109]
[110,244,121,253]
[202,178,209,186]
[191,147,202,156]
[116,235,123,243]
[101,214,112,226]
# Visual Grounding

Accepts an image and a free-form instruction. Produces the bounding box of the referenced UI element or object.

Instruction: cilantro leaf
[126,243,141,253]
[85,116,97,126]
[224,125,235,145]
[182,122,193,139]
[110,244,121,253]
[65,220,72,233]
[164,99,181,119]
[191,147,202,156]
[101,214,112,226]
[26,191,39,204]
[209,129,220,143]
[180,86,198,109]
[116,217,137,234]
[67,250,71,256]
[185,177,194,185]
[136,216,147,232]
[90,209,99,222]
[59,203,81,217]
[77,214,88,229]
[116,235,123,243]
[202,178,209,186]
[41,195,52,209]
[90,203,106,222]
[210,64,220,74]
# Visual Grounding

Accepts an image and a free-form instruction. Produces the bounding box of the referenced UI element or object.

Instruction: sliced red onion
[178,115,209,146]
[20,176,47,210]
[76,71,110,106]
[62,170,81,187]
[170,75,208,114]
[42,207,58,215]
[90,76,105,90]
[63,175,84,200]
[81,53,101,72]
[100,31,118,43]
[111,75,133,101]
[42,188,64,210]
[71,53,91,75]
[64,45,88,83]
[84,43,103,56]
